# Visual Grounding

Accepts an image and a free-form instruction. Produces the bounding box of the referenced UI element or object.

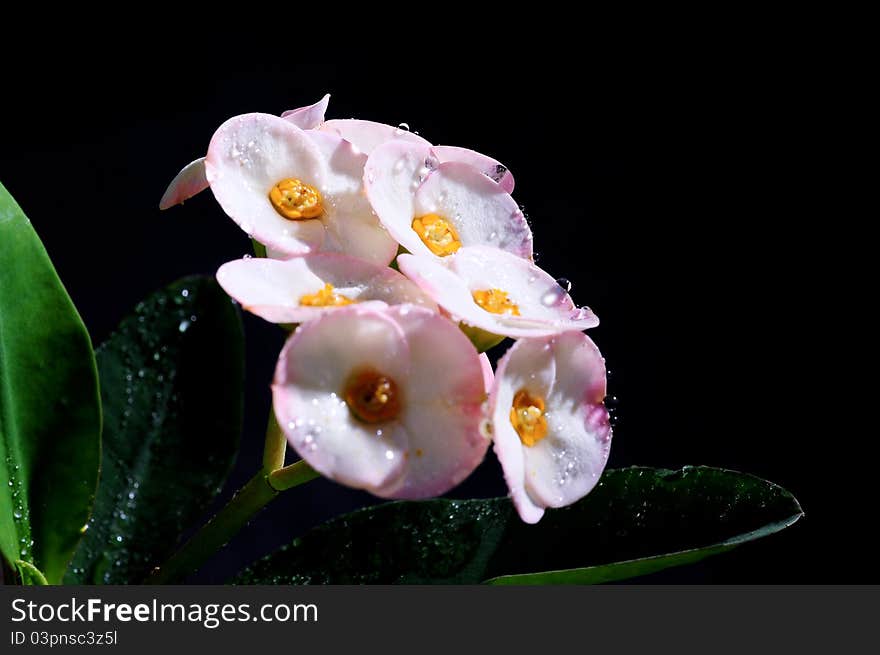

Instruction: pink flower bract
[273,305,489,499]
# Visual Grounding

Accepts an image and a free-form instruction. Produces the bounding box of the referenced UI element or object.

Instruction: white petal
[492,418,546,524]
[205,113,327,255]
[521,333,611,509]
[433,145,515,193]
[490,333,611,522]
[305,130,399,266]
[281,94,330,129]
[479,353,494,393]
[377,306,489,499]
[399,247,598,338]
[364,140,437,258]
[216,254,434,324]
[272,308,412,491]
[413,162,532,258]
[320,119,430,155]
[159,157,208,209]
[274,306,410,395]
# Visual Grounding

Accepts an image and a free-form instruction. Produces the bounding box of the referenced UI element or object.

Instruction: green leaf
[15,559,48,585]
[234,466,803,584]
[65,276,244,584]
[0,182,102,585]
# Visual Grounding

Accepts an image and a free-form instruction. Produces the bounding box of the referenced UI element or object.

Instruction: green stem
[146,471,277,584]
[262,409,287,473]
[269,460,320,491]
[147,413,319,583]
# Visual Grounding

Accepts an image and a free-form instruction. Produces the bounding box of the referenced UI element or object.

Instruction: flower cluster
[162,95,611,523]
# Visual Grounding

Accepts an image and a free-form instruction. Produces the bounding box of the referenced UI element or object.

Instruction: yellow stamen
[299,283,354,307]
[269,178,323,220]
[344,368,402,424]
[510,389,548,447]
[472,288,520,316]
[411,213,461,256]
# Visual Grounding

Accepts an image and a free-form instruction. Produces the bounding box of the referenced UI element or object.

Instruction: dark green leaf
[0,182,102,584]
[65,276,244,584]
[235,466,802,584]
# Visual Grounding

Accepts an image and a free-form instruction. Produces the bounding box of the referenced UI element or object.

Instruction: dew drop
[555,277,572,292]
[541,287,566,306]
[395,122,410,135]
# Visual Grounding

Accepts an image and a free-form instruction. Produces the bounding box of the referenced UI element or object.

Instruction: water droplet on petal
[541,287,566,306]
[555,277,572,292]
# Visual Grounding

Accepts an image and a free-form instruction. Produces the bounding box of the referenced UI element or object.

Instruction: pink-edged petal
[490,338,557,524]
[364,140,437,257]
[488,338,557,522]
[377,306,488,499]
[320,119,431,155]
[216,253,435,324]
[205,113,327,255]
[518,333,611,509]
[493,419,546,524]
[389,306,486,407]
[272,308,411,492]
[490,334,611,523]
[478,353,494,393]
[159,157,208,209]
[433,145,515,193]
[281,94,330,129]
[306,130,399,266]
[398,247,598,338]
[414,162,532,258]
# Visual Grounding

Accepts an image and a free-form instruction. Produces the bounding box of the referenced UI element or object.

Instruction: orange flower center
[299,283,354,307]
[472,288,520,316]
[510,389,548,447]
[269,178,323,220]
[344,368,402,424]
[411,213,461,256]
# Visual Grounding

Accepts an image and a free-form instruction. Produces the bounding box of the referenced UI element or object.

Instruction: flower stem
[269,459,320,491]
[262,409,287,472]
[146,411,318,584]
[146,471,277,584]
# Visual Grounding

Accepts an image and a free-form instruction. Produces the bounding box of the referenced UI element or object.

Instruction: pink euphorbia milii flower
[489,332,612,523]
[160,95,330,210]
[216,252,436,324]
[161,94,514,209]
[397,246,597,338]
[365,141,530,261]
[204,113,398,266]
[273,305,489,499]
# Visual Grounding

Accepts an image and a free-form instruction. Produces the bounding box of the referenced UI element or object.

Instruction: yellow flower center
[411,213,461,256]
[472,288,520,316]
[299,283,354,307]
[510,389,548,447]
[269,178,323,220]
[344,368,402,424]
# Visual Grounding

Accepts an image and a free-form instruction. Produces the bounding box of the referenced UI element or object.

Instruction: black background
[0,32,860,583]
